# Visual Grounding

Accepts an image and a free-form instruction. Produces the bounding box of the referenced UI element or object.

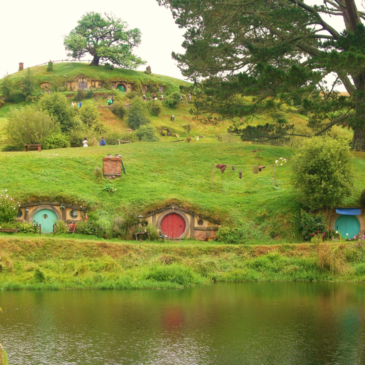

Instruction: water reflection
[0,283,364,364]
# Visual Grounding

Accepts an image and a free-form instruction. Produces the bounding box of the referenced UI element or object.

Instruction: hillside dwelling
[142,85,148,93]
[112,81,133,93]
[159,86,165,93]
[328,208,365,238]
[16,202,85,234]
[40,82,51,90]
[142,205,220,240]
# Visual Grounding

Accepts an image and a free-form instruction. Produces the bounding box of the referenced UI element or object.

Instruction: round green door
[33,209,58,234]
[335,215,360,239]
[116,84,125,92]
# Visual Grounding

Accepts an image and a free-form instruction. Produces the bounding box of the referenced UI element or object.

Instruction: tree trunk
[352,126,365,151]
[90,55,100,66]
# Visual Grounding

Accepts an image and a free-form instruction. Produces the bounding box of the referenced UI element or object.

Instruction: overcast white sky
[0,0,186,80]
[1,0,364,89]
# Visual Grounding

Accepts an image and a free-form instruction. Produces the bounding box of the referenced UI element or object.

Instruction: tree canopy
[158,0,365,150]
[64,12,146,68]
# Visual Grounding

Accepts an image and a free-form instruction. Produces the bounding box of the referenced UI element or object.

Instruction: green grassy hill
[1,143,364,244]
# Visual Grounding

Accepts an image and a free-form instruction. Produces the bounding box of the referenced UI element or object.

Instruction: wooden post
[211,163,214,187]
[273,164,277,186]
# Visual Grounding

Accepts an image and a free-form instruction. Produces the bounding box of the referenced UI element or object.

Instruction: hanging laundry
[239,170,242,179]
[216,164,227,173]
[232,165,236,171]
[258,166,266,172]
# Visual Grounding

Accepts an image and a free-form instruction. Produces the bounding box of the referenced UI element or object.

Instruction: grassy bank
[0,237,364,290]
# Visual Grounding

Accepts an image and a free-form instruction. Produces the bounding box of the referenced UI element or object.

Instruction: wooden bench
[25,144,41,152]
[0,228,20,233]
[134,231,150,241]
[117,140,132,144]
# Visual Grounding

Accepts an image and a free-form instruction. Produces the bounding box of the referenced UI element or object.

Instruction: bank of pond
[0,237,365,290]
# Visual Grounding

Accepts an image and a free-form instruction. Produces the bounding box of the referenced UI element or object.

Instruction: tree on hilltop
[158,0,365,150]
[64,12,146,68]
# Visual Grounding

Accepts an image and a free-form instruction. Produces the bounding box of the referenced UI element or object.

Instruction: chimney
[19,63,24,71]
[103,154,122,180]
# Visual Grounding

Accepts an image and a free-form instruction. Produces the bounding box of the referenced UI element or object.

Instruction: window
[198,219,204,226]
[17,210,22,218]
[70,210,79,219]
[43,214,48,219]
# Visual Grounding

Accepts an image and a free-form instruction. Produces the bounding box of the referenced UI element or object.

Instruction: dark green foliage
[79,101,99,128]
[74,89,85,101]
[17,222,36,233]
[64,12,146,68]
[0,100,5,108]
[75,220,107,238]
[292,137,354,210]
[110,101,127,119]
[7,91,25,103]
[145,264,198,286]
[127,98,150,129]
[0,194,19,223]
[163,92,180,109]
[33,268,46,283]
[43,134,70,150]
[86,88,94,99]
[0,74,13,98]
[47,61,53,72]
[128,91,140,100]
[299,210,328,241]
[159,0,365,149]
[135,125,159,142]
[39,93,77,133]
[1,145,18,152]
[104,63,114,70]
[359,189,365,208]
[148,100,163,116]
[53,221,68,235]
[20,68,35,97]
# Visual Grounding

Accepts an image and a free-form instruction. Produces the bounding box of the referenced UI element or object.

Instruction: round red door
[160,213,186,239]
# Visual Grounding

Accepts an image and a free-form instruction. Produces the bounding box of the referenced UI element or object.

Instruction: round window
[17,209,22,218]
[198,219,204,226]
[70,210,79,219]
[43,214,48,219]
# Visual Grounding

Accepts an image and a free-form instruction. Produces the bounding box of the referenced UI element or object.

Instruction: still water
[1,283,365,365]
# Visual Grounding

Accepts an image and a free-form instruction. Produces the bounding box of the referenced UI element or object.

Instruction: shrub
[7,106,56,147]
[104,63,114,70]
[148,100,163,116]
[135,125,160,142]
[25,95,39,103]
[359,189,365,208]
[43,134,70,150]
[127,98,151,129]
[1,145,19,151]
[75,220,107,238]
[292,137,354,211]
[299,210,328,241]
[112,210,139,239]
[110,101,127,119]
[136,224,159,241]
[20,68,35,97]
[33,268,46,283]
[74,89,85,101]
[0,100,5,108]
[39,93,77,133]
[7,91,26,103]
[53,220,68,235]
[94,166,103,181]
[79,101,100,128]
[17,222,35,233]
[163,92,181,109]
[128,91,140,100]
[0,74,13,98]
[86,88,94,99]
[0,192,19,223]
[355,263,365,275]
[47,61,53,72]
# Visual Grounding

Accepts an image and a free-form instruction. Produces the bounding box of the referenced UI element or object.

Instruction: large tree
[158,0,365,150]
[64,12,146,68]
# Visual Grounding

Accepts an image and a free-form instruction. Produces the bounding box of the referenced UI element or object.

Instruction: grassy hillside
[0,143,364,243]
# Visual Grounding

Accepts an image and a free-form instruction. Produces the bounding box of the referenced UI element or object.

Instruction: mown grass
[1,142,364,243]
[0,237,364,290]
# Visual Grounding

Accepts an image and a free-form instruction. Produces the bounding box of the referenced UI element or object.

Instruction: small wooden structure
[117,140,132,144]
[0,228,20,233]
[25,144,41,152]
[134,231,150,241]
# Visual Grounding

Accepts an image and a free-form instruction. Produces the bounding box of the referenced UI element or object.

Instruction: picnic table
[25,144,42,152]
[134,231,150,241]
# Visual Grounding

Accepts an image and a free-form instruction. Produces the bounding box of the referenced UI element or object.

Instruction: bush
[136,224,159,241]
[163,92,181,109]
[53,221,68,235]
[17,222,36,233]
[104,63,114,70]
[145,264,197,286]
[135,125,160,142]
[127,98,151,129]
[39,93,77,133]
[74,89,85,101]
[110,101,127,119]
[7,91,26,103]
[359,189,365,208]
[128,91,140,100]
[112,210,139,239]
[33,268,46,283]
[86,88,94,99]
[47,61,53,72]
[355,263,365,275]
[0,74,13,98]
[43,134,70,150]
[148,100,163,116]
[79,101,100,128]
[75,220,107,238]
[0,192,19,223]
[292,137,354,210]
[0,100,5,108]
[299,210,328,241]
[20,68,35,97]
[7,106,56,147]
[1,145,19,152]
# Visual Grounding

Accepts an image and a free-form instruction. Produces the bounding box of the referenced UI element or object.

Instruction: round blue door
[116,84,125,92]
[33,209,58,234]
[335,215,360,239]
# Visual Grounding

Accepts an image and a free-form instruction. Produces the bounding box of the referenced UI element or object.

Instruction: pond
[0,283,365,364]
